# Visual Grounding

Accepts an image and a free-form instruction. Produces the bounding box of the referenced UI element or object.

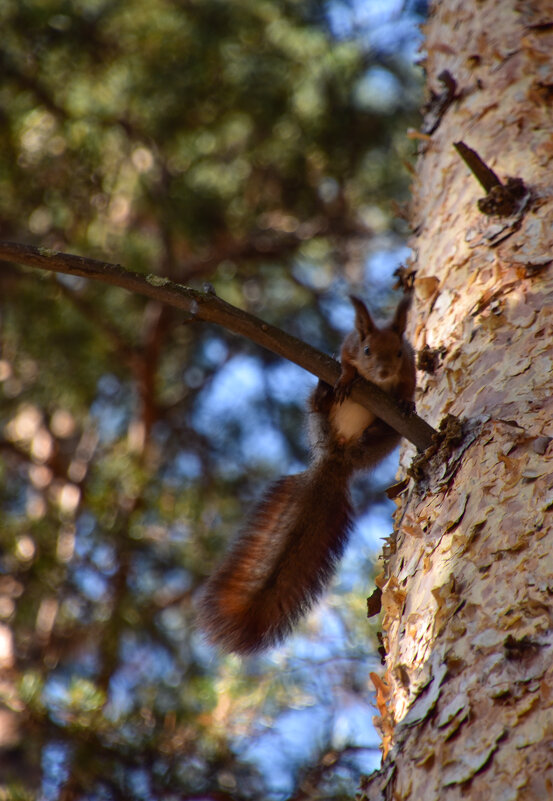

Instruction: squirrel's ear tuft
[391,293,412,335]
[349,295,376,339]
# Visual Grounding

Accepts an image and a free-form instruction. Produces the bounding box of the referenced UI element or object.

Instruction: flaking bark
[362,1,553,799]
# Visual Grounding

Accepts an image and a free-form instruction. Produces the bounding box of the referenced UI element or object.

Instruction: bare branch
[0,240,436,450]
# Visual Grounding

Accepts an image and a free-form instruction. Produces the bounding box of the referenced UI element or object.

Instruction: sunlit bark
[363,1,553,798]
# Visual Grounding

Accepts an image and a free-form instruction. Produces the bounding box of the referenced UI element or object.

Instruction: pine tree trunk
[362,1,553,799]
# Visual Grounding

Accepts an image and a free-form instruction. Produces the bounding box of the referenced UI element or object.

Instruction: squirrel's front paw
[333,377,354,405]
[397,398,416,416]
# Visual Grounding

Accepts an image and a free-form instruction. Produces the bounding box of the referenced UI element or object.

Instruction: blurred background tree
[0,0,425,798]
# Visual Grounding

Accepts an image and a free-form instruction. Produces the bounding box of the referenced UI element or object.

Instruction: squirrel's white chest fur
[330,398,375,441]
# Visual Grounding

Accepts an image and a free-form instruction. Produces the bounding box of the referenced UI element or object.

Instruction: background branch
[0,240,436,450]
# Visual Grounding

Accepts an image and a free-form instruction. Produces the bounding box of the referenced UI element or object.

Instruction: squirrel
[197,294,416,655]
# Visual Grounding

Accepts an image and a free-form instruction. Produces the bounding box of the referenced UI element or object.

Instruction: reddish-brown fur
[197,294,416,654]
[198,469,353,653]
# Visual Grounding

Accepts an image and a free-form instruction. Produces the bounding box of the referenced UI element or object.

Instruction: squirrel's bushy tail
[197,458,353,654]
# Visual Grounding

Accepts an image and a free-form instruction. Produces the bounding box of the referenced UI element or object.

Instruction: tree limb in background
[0,240,436,451]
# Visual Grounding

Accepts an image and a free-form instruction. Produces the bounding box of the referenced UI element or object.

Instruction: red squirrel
[197,294,416,654]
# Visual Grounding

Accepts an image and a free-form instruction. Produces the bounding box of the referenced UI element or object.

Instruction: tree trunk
[363,1,553,799]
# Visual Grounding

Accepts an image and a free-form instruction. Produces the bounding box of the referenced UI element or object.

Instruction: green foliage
[0,0,423,798]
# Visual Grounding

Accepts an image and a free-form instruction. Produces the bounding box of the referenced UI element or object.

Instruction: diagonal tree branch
[0,240,436,450]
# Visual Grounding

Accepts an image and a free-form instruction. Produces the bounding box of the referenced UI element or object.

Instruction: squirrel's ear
[391,293,412,335]
[349,295,376,339]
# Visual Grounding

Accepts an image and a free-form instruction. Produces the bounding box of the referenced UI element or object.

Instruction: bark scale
[363,1,553,799]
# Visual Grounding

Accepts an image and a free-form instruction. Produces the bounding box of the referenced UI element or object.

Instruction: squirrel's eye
[397,349,402,357]
[364,345,371,355]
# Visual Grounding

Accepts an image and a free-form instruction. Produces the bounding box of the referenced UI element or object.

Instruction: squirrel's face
[354,328,406,390]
